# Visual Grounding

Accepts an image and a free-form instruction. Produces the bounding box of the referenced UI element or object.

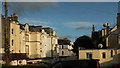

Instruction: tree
[72,35,95,58]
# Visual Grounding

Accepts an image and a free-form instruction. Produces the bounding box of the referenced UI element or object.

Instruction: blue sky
[2,2,118,42]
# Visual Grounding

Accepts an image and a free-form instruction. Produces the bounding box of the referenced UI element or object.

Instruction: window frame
[102,52,106,59]
[12,28,14,35]
[62,51,64,55]
[111,50,113,57]
[62,45,64,49]
[86,52,92,59]
[12,40,14,47]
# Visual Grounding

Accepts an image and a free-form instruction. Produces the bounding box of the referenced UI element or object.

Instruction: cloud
[57,34,78,39]
[76,26,89,30]
[19,18,50,26]
[7,2,57,16]
[65,22,97,30]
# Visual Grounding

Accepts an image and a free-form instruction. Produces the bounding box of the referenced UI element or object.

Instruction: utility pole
[0,1,2,49]
[4,0,11,65]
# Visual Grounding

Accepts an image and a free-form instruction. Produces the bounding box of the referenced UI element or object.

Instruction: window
[25,45,29,55]
[111,50,113,57]
[86,52,92,59]
[12,28,14,35]
[25,35,29,41]
[62,51,64,55]
[62,45,64,49]
[54,47,57,51]
[102,52,106,59]
[12,40,14,47]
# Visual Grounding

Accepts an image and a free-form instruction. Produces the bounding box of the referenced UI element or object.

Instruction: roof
[110,27,120,35]
[42,27,53,35]
[19,24,42,32]
[58,39,71,45]
[29,26,42,32]
[19,24,25,30]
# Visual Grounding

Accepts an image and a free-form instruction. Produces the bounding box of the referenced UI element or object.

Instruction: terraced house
[0,13,59,65]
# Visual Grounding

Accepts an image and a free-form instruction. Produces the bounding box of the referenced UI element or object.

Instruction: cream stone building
[79,49,120,66]
[0,13,59,65]
[59,45,74,57]
[58,39,74,57]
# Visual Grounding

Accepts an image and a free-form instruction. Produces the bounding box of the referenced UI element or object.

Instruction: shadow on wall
[108,34,120,49]
[100,50,120,68]
[46,50,52,57]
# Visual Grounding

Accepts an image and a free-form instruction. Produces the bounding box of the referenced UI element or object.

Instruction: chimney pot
[92,25,95,32]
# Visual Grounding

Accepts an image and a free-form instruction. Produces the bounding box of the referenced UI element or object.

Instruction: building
[79,12,120,67]
[107,13,120,49]
[92,23,110,48]
[0,13,59,65]
[43,27,59,57]
[58,38,74,57]
[79,49,120,66]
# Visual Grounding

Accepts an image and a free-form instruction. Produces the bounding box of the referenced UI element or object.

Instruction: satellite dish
[103,23,107,27]
[98,43,103,48]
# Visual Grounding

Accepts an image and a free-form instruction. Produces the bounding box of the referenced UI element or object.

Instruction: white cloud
[65,21,97,30]
[19,18,50,26]
[57,34,78,39]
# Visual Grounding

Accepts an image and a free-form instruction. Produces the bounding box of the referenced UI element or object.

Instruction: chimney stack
[10,14,13,17]
[106,23,109,35]
[92,25,95,32]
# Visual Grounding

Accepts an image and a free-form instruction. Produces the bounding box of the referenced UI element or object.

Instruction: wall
[10,22,20,53]
[20,30,25,53]
[108,34,119,48]
[59,45,73,56]
[41,30,52,58]
[29,32,39,58]
[79,49,120,66]
[11,60,26,65]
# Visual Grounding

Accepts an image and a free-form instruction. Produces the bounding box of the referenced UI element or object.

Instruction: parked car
[50,59,100,68]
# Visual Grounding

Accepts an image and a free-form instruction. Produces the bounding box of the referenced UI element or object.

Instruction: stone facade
[58,39,74,57]
[79,49,120,66]
[1,13,59,65]
[59,45,73,56]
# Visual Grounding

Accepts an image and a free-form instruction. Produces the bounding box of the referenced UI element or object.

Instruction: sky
[2,2,118,42]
